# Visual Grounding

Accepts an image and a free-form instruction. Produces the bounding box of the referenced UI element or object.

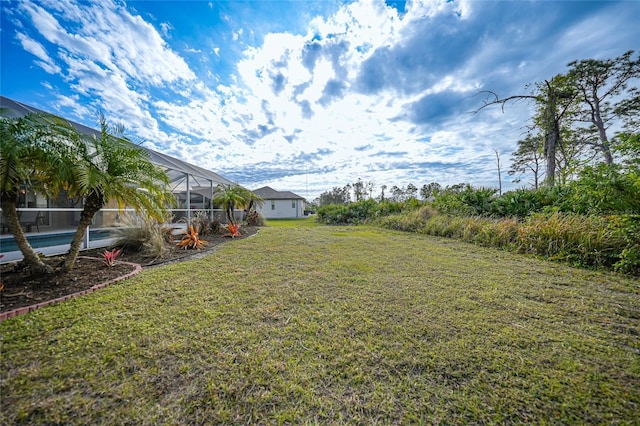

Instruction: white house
[253,186,306,219]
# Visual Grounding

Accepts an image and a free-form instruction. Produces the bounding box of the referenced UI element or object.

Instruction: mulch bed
[0,226,258,317]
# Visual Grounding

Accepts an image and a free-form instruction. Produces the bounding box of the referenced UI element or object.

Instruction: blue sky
[1,0,638,200]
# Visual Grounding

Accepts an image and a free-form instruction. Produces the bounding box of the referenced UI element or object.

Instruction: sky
[1,0,639,201]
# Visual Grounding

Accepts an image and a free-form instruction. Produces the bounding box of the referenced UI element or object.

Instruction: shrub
[489,187,557,218]
[517,212,625,269]
[143,230,172,260]
[432,185,498,217]
[609,214,640,274]
[246,210,265,226]
[377,207,635,274]
[191,211,222,236]
[375,200,404,217]
[478,217,520,248]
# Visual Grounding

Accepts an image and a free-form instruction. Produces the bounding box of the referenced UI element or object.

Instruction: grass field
[1,220,639,424]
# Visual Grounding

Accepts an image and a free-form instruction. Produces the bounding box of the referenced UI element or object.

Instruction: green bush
[432,185,497,216]
[316,204,349,225]
[317,199,406,225]
[557,164,640,215]
[489,187,561,218]
[376,205,437,232]
[609,214,640,274]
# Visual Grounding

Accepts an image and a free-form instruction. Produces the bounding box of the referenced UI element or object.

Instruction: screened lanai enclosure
[0,96,243,262]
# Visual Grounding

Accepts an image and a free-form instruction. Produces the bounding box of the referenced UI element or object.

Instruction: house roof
[0,96,236,189]
[253,186,305,200]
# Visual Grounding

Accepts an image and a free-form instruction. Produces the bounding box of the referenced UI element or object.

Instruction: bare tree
[475,75,577,187]
[365,180,375,199]
[494,149,502,195]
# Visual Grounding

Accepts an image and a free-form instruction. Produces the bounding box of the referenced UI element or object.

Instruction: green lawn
[2,223,639,424]
[265,216,318,227]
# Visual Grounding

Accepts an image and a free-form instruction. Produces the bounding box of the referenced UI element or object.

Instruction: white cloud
[160,22,173,38]
[6,0,637,200]
[15,31,61,74]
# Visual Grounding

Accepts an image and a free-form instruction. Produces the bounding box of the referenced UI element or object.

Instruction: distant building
[252,186,306,219]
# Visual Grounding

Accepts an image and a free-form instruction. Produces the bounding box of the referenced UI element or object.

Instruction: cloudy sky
[1,0,638,200]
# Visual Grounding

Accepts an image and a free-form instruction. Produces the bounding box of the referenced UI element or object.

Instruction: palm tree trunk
[0,198,53,274]
[227,207,234,224]
[63,194,102,271]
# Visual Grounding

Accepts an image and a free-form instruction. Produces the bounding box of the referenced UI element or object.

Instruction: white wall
[257,199,305,219]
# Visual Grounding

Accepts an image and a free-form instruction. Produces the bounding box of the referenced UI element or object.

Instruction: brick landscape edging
[0,257,143,322]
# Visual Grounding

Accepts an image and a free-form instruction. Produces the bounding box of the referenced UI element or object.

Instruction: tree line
[317,51,639,207]
[479,50,639,188]
[315,179,448,206]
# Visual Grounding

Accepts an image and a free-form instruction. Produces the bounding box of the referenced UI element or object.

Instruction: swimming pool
[0,228,116,262]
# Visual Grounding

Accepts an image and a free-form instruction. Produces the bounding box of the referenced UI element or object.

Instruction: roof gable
[253,186,304,200]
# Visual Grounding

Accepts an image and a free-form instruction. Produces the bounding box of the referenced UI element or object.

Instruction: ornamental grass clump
[517,212,625,268]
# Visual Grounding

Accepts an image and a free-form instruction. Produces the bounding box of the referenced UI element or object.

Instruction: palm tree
[62,114,174,271]
[213,184,262,225]
[0,113,83,274]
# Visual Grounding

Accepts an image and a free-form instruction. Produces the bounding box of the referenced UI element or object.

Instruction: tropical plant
[316,199,406,225]
[62,113,174,271]
[432,185,496,217]
[100,248,122,267]
[0,112,83,274]
[222,222,241,238]
[177,225,208,249]
[213,184,261,225]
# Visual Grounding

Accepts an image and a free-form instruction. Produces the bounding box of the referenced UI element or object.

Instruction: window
[292,200,296,208]
[271,201,275,210]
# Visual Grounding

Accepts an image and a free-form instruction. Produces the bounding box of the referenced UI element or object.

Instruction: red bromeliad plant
[223,222,241,238]
[100,248,122,266]
[177,225,208,250]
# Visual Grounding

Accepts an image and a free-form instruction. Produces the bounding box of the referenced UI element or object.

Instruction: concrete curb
[0,257,142,322]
